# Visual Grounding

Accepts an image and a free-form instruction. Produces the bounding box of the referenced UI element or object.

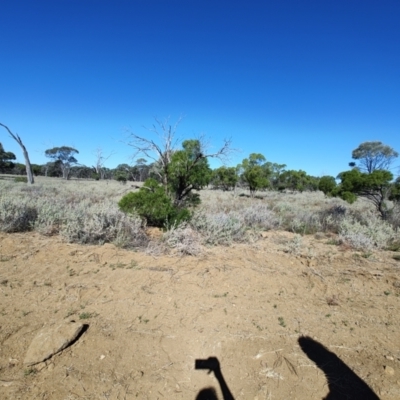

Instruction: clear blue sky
[1,0,399,177]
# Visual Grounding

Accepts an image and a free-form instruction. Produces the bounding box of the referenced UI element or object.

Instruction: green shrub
[118,178,190,228]
[340,191,357,204]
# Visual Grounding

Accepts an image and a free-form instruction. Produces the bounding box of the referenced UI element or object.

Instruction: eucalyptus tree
[349,141,398,173]
[45,146,79,180]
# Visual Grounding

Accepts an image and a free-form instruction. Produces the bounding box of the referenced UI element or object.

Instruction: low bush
[0,196,37,232]
[60,200,147,247]
[339,211,398,250]
[162,223,202,255]
[118,178,190,228]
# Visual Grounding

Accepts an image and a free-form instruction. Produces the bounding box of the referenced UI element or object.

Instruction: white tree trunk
[0,123,34,184]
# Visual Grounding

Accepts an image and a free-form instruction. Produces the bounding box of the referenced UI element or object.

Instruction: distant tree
[337,169,393,218]
[349,141,398,173]
[212,166,238,191]
[93,148,115,179]
[42,161,63,177]
[0,142,16,172]
[264,162,287,190]
[31,164,42,176]
[238,153,270,196]
[70,165,93,179]
[278,170,317,192]
[0,123,34,184]
[134,158,150,181]
[45,146,79,180]
[11,163,26,175]
[113,163,136,181]
[318,176,337,196]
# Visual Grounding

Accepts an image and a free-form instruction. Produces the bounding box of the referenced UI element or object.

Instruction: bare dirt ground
[0,231,399,399]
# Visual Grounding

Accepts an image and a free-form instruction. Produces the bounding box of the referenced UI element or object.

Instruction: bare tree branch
[93,147,116,179]
[0,123,34,184]
[125,116,183,187]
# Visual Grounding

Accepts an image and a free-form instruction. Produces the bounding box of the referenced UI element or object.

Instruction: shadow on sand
[298,336,380,400]
[195,357,235,400]
[194,338,380,400]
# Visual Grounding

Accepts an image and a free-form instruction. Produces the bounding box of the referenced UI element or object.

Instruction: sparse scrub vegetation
[338,211,398,250]
[0,179,147,248]
[0,176,399,253]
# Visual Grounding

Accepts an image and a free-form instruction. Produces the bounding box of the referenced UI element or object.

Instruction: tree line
[1,120,399,224]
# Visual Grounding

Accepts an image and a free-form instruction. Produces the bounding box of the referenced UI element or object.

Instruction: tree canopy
[0,143,16,172]
[337,169,393,218]
[238,153,270,196]
[350,141,398,173]
[45,146,79,180]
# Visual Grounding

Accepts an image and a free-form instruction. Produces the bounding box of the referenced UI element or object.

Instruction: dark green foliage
[337,169,393,217]
[0,143,16,172]
[339,191,357,204]
[318,176,337,196]
[389,177,400,202]
[211,166,238,191]
[265,162,287,190]
[238,153,270,196]
[115,172,127,184]
[278,170,318,192]
[168,139,212,205]
[118,178,190,227]
[45,146,79,179]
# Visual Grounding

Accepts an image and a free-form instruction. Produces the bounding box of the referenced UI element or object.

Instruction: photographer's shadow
[298,336,379,400]
[195,338,379,400]
[195,357,235,400]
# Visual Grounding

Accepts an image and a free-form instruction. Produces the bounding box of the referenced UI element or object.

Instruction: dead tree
[125,117,233,190]
[93,148,115,179]
[0,123,34,184]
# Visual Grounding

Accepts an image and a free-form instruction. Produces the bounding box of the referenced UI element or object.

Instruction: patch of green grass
[109,262,127,270]
[213,292,229,298]
[126,260,139,269]
[24,368,37,376]
[278,317,286,327]
[138,315,149,324]
[361,252,372,259]
[384,291,391,296]
[79,312,98,320]
[326,239,338,246]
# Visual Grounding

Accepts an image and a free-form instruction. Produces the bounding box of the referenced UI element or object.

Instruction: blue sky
[1,0,399,177]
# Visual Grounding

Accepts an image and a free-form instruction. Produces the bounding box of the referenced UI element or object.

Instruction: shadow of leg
[298,336,379,400]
